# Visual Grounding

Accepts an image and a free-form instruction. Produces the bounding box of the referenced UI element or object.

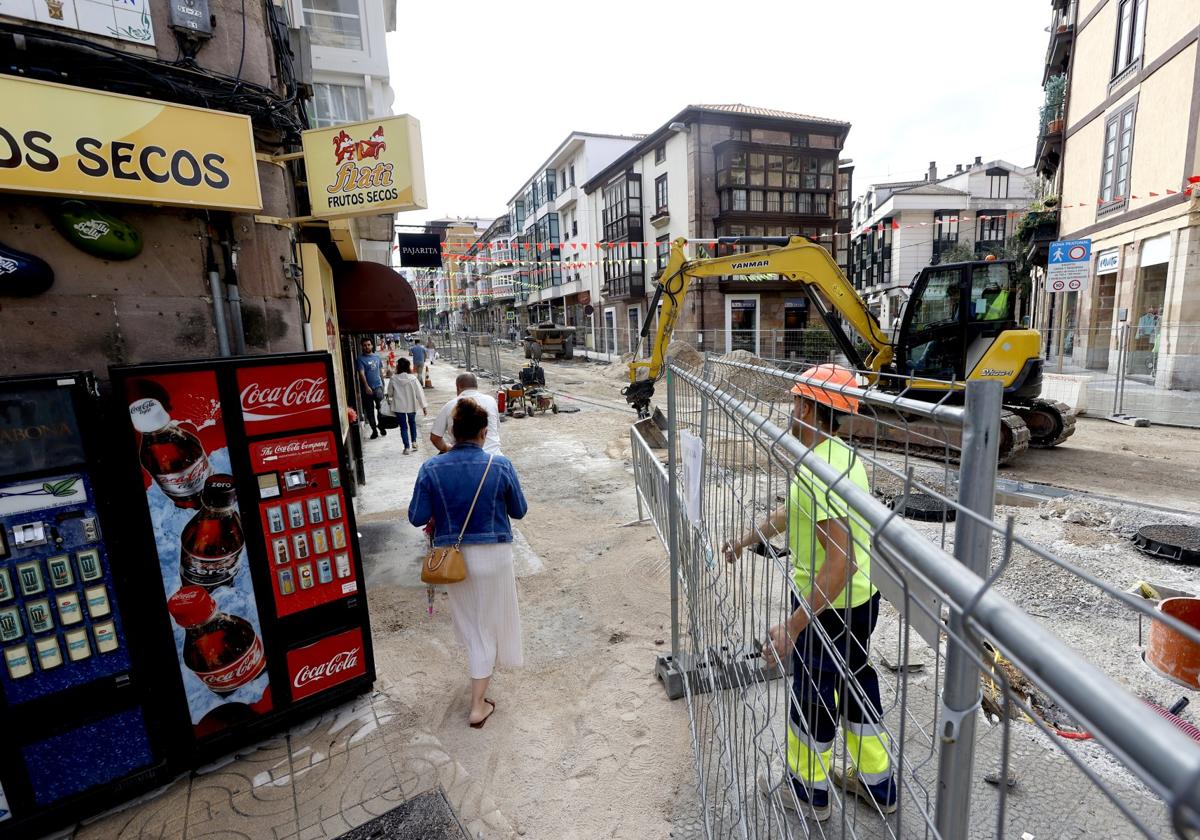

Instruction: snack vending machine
[111,353,374,762]
[0,373,167,838]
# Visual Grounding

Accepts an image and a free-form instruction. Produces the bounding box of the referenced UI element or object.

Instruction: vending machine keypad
[0,473,130,700]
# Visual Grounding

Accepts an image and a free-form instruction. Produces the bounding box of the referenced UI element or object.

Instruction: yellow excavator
[624,236,1075,464]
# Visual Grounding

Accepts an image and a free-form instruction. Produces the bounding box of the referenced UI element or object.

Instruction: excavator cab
[895,259,1040,402]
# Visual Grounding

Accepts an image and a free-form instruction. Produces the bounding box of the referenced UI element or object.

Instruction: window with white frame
[302,0,362,49]
[310,83,367,127]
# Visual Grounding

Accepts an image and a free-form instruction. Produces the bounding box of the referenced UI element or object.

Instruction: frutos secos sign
[300,115,427,219]
[0,74,261,211]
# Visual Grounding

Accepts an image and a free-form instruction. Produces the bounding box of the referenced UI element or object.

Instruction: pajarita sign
[0,75,261,211]
[301,115,427,219]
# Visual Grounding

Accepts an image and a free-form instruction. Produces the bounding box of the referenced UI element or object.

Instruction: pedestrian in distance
[386,358,427,454]
[356,337,386,439]
[723,363,896,823]
[410,338,428,383]
[430,373,502,455]
[408,398,528,728]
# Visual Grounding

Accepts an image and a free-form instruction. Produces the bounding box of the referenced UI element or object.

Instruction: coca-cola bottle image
[180,475,245,590]
[130,397,212,508]
[167,585,265,696]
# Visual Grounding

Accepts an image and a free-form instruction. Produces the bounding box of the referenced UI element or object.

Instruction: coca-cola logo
[241,377,327,413]
[202,637,265,691]
[287,628,367,700]
[294,647,360,689]
[236,364,332,433]
[260,439,330,457]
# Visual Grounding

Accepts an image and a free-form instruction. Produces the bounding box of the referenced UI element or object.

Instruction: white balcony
[555,185,579,211]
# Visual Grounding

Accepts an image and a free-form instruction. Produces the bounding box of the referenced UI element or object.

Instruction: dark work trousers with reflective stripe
[788,592,890,788]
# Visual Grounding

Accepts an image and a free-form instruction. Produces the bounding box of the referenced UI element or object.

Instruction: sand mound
[713,349,793,403]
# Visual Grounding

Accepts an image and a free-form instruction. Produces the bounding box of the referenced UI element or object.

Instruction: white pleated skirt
[447,542,523,679]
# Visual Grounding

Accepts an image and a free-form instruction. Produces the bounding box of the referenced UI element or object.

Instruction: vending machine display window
[247,430,359,617]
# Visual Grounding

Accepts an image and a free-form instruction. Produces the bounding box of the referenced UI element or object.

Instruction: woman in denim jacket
[408,399,528,728]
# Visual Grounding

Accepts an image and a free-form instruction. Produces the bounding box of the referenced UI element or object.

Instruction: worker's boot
[832,767,897,815]
[758,773,830,822]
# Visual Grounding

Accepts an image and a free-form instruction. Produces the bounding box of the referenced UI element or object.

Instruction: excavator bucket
[634,408,669,450]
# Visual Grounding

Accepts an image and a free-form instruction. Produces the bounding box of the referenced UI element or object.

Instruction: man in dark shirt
[410,339,428,384]
[356,337,386,439]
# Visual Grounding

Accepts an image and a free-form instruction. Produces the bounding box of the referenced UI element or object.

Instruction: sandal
[469,699,496,729]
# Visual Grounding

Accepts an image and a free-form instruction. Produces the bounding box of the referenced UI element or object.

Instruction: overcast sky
[386,1,1049,228]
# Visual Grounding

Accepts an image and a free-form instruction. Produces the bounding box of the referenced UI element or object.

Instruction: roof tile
[692,103,849,126]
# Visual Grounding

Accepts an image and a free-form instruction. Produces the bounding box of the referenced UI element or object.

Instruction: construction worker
[724,363,896,822]
[980,282,1010,321]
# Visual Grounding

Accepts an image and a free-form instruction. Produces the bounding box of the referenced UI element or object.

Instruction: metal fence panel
[636,356,1200,839]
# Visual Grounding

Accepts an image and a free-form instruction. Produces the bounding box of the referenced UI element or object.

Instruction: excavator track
[843,408,1032,467]
[1011,399,1077,449]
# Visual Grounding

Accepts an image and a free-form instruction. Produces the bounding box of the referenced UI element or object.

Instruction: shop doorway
[1087,270,1118,370]
[1132,269,1168,382]
[726,295,759,355]
[782,298,809,360]
[604,308,616,356]
[627,306,642,356]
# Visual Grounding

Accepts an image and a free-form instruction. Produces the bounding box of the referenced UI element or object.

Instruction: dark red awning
[334,261,419,333]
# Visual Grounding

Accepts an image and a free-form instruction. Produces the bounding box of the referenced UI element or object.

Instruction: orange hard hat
[790,363,861,414]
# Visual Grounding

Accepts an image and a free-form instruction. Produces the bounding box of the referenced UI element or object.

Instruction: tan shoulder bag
[421,454,495,585]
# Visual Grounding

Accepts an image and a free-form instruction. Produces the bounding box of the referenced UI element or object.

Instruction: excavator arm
[625,236,893,415]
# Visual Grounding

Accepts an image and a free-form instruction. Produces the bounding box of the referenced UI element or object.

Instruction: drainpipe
[220,229,247,354]
[206,236,232,356]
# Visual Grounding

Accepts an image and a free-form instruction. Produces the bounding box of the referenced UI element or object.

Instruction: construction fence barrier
[1040,320,1200,429]
[630,355,1200,839]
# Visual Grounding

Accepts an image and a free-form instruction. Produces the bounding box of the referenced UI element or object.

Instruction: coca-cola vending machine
[111,353,373,763]
[0,373,168,838]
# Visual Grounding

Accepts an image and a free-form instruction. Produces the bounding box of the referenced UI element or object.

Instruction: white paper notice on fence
[679,430,704,523]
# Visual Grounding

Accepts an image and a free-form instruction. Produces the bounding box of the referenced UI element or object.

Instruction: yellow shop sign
[0,75,261,211]
[301,115,427,219]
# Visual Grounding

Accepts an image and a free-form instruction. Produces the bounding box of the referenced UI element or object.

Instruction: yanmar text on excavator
[624,235,1075,465]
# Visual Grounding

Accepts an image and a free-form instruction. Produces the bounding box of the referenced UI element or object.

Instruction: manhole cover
[334,790,466,839]
[890,492,956,523]
[1133,524,1200,565]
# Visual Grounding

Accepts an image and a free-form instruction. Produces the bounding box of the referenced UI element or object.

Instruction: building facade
[422,218,491,331]
[1039,0,1200,390]
[0,0,310,376]
[582,104,852,359]
[289,0,397,267]
[501,133,640,339]
[850,159,1037,330]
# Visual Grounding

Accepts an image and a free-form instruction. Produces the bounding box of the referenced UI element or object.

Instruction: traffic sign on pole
[1047,239,1091,293]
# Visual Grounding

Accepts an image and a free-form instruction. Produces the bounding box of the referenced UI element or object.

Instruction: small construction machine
[524,322,577,360]
[624,236,1075,464]
[502,359,558,417]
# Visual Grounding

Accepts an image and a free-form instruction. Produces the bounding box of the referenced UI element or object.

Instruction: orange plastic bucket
[1146,597,1200,689]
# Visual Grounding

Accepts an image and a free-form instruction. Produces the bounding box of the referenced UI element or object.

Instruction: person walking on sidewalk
[356,337,386,439]
[408,399,528,728]
[386,358,427,454]
[410,339,428,383]
[430,373,502,455]
[724,364,895,822]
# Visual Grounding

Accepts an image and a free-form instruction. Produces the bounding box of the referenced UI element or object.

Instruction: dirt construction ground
[359,350,700,839]
[1004,415,1200,514]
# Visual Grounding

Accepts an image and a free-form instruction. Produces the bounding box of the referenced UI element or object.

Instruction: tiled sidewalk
[72,683,514,840]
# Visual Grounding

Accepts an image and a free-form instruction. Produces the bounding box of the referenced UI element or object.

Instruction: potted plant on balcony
[1042,74,1067,136]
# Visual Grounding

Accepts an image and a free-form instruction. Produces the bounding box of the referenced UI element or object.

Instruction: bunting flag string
[402,175,1199,257]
